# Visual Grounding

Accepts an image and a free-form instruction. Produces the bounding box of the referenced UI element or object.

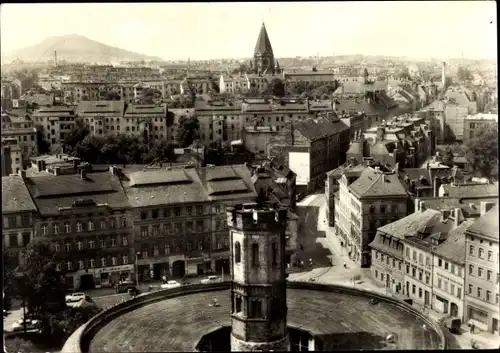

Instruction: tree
[270,78,285,97]
[442,146,455,167]
[3,249,18,311]
[34,124,50,154]
[63,119,90,153]
[106,91,121,101]
[175,114,200,147]
[465,123,499,181]
[457,66,473,82]
[397,67,411,80]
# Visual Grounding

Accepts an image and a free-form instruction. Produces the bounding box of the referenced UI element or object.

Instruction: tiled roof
[442,183,499,199]
[20,93,54,106]
[2,175,37,213]
[433,220,474,264]
[294,117,349,141]
[206,179,249,195]
[466,204,499,241]
[205,166,237,181]
[198,165,257,202]
[129,169,190,186]
[125,168,209,207]
[376,209,441,240]
[124,104,166,117]
[76,101,125,116]
[25,172,129,215]
[349,167,407,199]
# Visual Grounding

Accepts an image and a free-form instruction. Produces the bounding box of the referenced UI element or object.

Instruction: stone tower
[254,23,275,75]
[227,203,289,352]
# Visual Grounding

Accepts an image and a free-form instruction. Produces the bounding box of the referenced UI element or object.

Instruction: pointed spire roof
[254,23,274,55]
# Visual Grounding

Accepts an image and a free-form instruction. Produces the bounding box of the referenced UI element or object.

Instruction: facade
[25,168,133,290]
[2,173,38,268]
[463,113,498,143]
[253,23,275,75]
[227,203,289,351]
[1,112,38,157]
[464,204,499,334]
[1,140,24,176]
[346,166,409,267]
[370,209,441,297]
[76,100,126,138]
[31,105,77,152]
[122,104,168,142]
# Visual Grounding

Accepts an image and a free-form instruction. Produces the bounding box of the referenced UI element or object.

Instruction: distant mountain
[1,34,163,63]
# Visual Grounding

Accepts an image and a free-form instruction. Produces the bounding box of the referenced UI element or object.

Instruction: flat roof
[90,288,441,352]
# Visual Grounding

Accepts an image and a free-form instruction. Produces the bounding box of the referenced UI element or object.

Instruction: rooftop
[441,182,499,199]
[77,101,126,116]
[294,117,349,141]
[433,220,474,264]
[376,209,441,240]
[2,175,38,214]
[464,113,498,122]
[466,204,499,241]
[348,167,407,199]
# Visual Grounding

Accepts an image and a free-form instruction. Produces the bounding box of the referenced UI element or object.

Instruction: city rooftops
[76,100,125,116]
[124,104,167,117]
[348,167,407,199]
[466,204,499,241]
[440,182,499,199]
[464,113,498,122]
[432,219,474,264]
[2,175,38,214]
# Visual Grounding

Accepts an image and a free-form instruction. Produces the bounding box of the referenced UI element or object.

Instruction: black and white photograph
[1,1,498,352]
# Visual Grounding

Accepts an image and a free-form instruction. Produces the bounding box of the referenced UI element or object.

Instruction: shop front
[186,256,210,276]
[93,264,134,288]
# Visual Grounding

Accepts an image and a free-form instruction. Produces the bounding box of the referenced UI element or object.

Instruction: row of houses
[2,161,298,291]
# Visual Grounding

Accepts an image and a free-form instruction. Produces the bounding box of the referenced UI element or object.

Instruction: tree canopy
[3,249,18,311]
[105,91,121,101]
[34,124,51,154]
[175,114,200,148]
[63,119,90,153]
[465,123,499,181]
[457,66,473,82]
[270,78,285,97]
[397,67,411,80]
[441,146,455,167]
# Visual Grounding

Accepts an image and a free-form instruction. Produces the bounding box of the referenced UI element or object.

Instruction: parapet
[226,202,288,231]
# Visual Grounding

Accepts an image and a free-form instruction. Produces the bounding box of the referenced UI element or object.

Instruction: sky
[0,1,497,61]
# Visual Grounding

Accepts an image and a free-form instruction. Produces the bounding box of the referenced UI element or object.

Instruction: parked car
[160,280,182,289]
[65,292,86,303]
[11,318,41,332]
[200,275,220,284]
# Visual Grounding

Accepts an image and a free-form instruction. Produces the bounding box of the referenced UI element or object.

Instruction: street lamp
[135,252,140,286]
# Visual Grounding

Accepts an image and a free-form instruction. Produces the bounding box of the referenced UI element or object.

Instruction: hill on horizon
[1,34,164,63]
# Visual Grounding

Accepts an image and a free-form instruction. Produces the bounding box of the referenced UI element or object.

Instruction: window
[469,264,474,275]
[101,257,106,267]
[65,223,71,233]
[174,207,181,216]
[122,256,128,265]
[425,274,429,284]
[405,248,410,258]
[419,253,423,264]
[450,284,455,295]
[487,250,493,261]
[486,290,491,302]
[369,205,375,214]
[76,222,82,232]
[141,212,147,220]
[438,259,442,267]
[53,224,59,234]
[153,245,159,257]
[469,245,475,256]
[412,250,417,260]
[42,224,48,235]
[164,209,170,218]
[216,239,222,250]
[100,220,106,229]
[54,243,61,252]
[406,265,409,274]
[380,205,386,213]
[412,268,416,277]
[121,236,127,246]
[381,273,385,281]
[235,297,242,313]
[88,240,95,249]
[392,259,396,268]
[478,248,484,259]
[450,263,455,274]
[418,271,423,281]
[163,224,170,235]
[121,217,127,228]
[165,244,170,254]
[78,260,84,270]
[478,267,483,277]
[141,226,148,237]
[468,284,473,294]
[89,259,95,268]
[252,243,259,266]
[425,256,430,267]
[418,288,422,298]
[65,242,72,251]
[187,241,193,252]
[272,242,278,265]
[67,261,72,270]
[110,218,116,228]
[250,300,262,318]
[412,284,416,294]
[152,225,160,236]
[375,270,379,278]
[187,207,192,215]
[110,237,116,247]
[56,263,62,271]
[496,294,499,305]
[477,287,482,298]
[457,287,462,298]
[487,270,492,281]
[100,238,106,247]
[88,220,94,231]
[77,241,83,250]
[215,206,221,214]
[152,209,159,219]
[196,206,203,215]
[444,262,449,270]
[438,277,442,288]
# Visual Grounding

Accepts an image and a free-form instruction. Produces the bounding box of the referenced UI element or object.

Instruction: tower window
[272,242,278,266]
[235,296,242,313]
[250,300,262,318]
[252,243,259,266]
[235,242,241,263]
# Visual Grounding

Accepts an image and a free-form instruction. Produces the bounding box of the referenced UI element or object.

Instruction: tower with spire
[253,23,275,75]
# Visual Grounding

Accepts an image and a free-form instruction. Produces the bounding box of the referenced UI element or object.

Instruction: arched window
[252,243,259,266]
[235,242,241,263]
[272,242,278,266]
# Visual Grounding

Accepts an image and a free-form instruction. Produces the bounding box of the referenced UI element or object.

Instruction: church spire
[254,22,274,56]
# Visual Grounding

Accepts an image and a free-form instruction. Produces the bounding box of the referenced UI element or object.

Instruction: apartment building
[2,173,38,267]
[464,204,499,334]
[76,101,126,138]
[25,167,133,290]
[1,140,24,176]
[463,113,498,142]
[179,77,212,95]
[32,105,77,152]
[1,112,38,157]
[338,165,409,267]
[122,104,168,142]
[432,219,473,321]
[369,209,440,296]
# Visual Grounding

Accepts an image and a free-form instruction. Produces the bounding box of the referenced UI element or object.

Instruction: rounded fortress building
[227,202,289,352]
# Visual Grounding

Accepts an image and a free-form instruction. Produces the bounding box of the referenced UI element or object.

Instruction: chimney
[433,176,442,197]
[480,201,495,216]
[453,207,462,227]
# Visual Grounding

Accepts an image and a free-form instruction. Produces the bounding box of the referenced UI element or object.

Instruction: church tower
[227,203,289,352]
[254,23,275,75]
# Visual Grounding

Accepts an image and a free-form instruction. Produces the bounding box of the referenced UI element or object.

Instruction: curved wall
[62,282,446,353]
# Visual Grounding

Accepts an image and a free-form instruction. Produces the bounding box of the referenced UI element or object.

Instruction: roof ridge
[363,169,383,196]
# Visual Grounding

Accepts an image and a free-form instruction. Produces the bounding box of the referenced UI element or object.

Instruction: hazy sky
[0,2,497,60]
